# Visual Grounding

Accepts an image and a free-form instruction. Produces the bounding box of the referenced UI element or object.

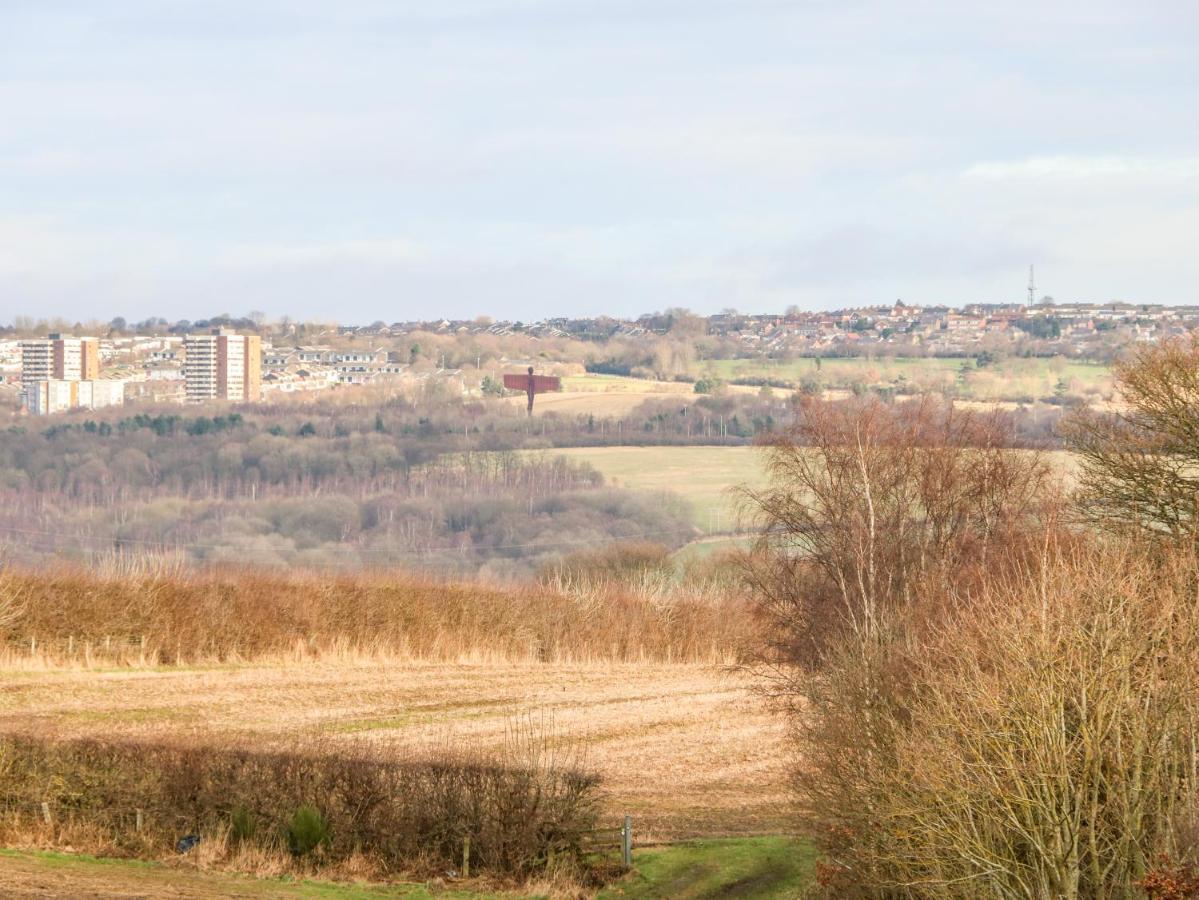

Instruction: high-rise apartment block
[20,334,100,386]
[183,329,262,403]
[20,334,104,411]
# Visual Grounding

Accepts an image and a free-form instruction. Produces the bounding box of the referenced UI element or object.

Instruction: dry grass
[0,565,783,846]
[501,374,760,415]
[503,391,684,416]
[0,566,752,667]
[0,660,790,841]
[0,564,784,893]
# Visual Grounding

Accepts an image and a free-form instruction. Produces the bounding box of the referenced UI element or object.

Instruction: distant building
[26,379,125,415]
[183,329,262,403]
[19,334,101,408]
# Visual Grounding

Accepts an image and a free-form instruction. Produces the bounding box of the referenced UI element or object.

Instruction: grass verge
[0,837,817,898]
[600,837,818,899]
[0,848,478,898]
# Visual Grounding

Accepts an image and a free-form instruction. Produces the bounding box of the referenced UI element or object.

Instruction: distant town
[2,299,1195,414]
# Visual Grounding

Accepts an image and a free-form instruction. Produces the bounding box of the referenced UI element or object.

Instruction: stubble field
[0,659,790,843]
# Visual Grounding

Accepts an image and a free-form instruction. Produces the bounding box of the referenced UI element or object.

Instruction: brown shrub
[798,540,1199,897]
[1139,856,1199,900]
[0,564,754,666]
[0,725,600,879]
[540,541,677,587]
[737,394,1199,896]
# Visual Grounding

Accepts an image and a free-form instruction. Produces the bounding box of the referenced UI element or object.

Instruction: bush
[0,563,750,666]
[229,805,256,844]
[0,729,601,878]
[286,804,330,856]
[738,395,1199,895]
[795,542,1199,897]
[541,541,676,587]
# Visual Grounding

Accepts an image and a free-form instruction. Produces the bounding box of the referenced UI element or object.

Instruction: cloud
[964,157,1199,180]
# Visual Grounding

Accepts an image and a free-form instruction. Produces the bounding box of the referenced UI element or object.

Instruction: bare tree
[739,395,1053,676]
[1065,334,1199,540]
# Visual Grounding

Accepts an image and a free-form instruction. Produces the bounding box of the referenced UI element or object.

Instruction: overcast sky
[2,1,1197,324]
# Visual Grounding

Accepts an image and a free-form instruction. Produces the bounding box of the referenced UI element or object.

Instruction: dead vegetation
[1066,333,1199,540]
[0,722,600,884]
[0,660,790,843]
[740,392,1199,897]
[0,562,754,668]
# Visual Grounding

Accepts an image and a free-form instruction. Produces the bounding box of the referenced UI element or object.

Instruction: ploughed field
[0,660,790,843]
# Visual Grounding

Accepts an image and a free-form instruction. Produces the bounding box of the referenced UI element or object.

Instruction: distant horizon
[3,290,1192,333]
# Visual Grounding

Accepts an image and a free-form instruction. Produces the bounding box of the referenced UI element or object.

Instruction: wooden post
[621,815,632,869]
[135,808,143,832]
[40,802,51,825]
[462,835,471,879]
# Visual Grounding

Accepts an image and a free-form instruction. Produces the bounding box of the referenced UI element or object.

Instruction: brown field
[0,660,790,843]
[504,390,689,416]
[502,374,760,416]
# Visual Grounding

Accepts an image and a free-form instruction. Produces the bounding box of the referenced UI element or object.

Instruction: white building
[26,379,126,415]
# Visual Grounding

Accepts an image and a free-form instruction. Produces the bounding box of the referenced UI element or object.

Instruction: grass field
[549,446,766,533]
[0,660,790,842]
[706,356,1112,402]
[553,444,1078,539]
[503,375,759,416]
[0,837,816,898]
[559,375,692,394]
[500,360,1114,416]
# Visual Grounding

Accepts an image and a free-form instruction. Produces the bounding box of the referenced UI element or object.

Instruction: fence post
[621,815,633,869]
[462,835,471,879]
[40,802,52,826]
[135,808,143,832]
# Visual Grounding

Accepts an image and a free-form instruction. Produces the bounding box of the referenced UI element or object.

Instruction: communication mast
[1027,265,1037,305]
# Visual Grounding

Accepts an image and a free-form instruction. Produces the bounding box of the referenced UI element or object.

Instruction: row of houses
[321,302,1199,355]
[700,302,1199,356]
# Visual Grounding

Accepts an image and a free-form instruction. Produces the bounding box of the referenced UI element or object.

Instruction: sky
[1,1,1197,324]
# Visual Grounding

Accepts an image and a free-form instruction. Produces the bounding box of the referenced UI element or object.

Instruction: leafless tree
[1065,334,1199,540]
[739,395,1054,678]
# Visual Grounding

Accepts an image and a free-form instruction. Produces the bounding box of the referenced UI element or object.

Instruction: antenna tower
[1027,265,1037,305]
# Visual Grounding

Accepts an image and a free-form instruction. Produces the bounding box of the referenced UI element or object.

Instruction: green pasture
[553,444,1077,539]
[551,445,765,534]
[705,356,1111,402]
[599,836,818,899]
